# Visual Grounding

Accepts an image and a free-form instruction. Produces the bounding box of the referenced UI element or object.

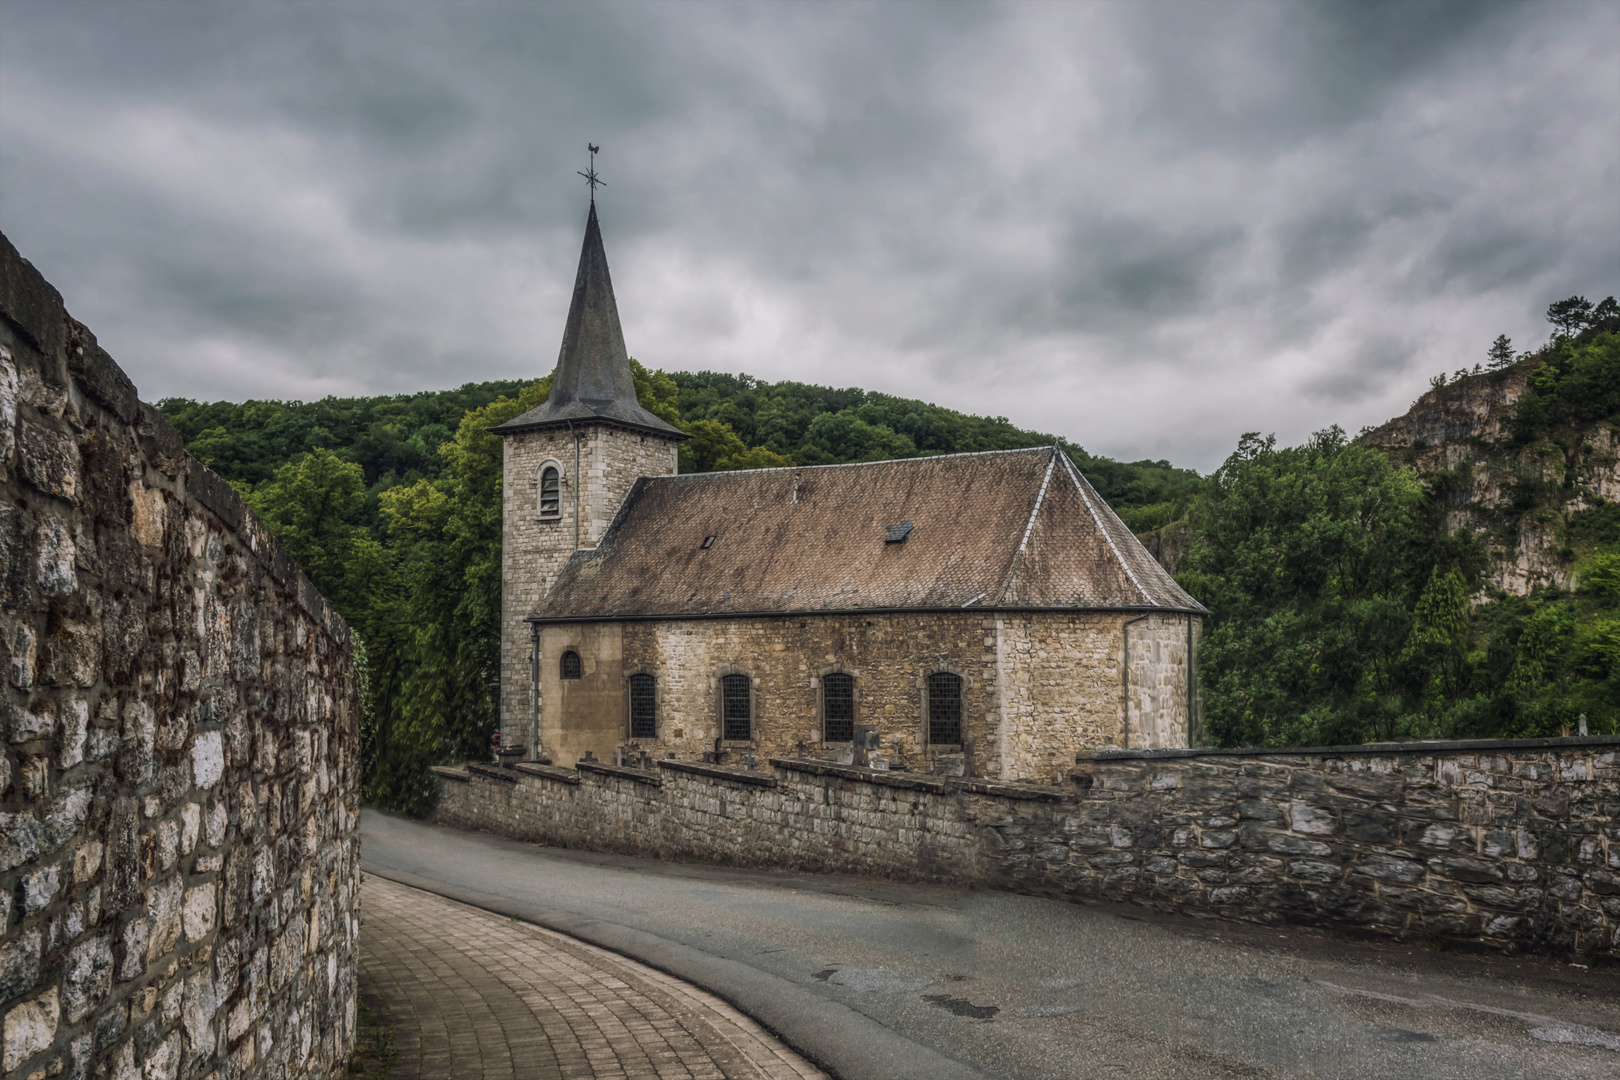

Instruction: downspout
[529,622,541,761]
[1122,613,1151,749]
[1186,614,1196,747]
[568,420,580,550]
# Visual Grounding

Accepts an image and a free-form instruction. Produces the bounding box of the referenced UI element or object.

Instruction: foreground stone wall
[436,735,1620,957]
[1,235,360,1079]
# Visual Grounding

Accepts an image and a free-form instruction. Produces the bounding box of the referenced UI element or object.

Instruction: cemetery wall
[1,234,360,1080]
[435,736,1620,957]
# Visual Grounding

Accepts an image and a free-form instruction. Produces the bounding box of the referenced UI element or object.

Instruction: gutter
[525,603,1209,625]
[529,622,541,761]
[568,420,580,550]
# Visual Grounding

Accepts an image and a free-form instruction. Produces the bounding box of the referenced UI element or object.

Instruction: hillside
[160,369,1201,525]
[1175,298,1618,750]
[1360,359,1618,597]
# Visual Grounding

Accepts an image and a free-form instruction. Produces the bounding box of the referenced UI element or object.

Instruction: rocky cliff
[1360,364,1619,596]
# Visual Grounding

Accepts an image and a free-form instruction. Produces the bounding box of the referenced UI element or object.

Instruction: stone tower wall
[0,237,359,1079]
[499,425,677,745]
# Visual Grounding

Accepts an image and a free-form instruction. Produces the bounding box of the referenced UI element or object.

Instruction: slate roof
[530,446,1206,622]
[491,202,686,440]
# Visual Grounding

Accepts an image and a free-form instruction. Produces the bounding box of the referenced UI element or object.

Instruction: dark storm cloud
[1115,1,1527,149]
[0,0,1613,467]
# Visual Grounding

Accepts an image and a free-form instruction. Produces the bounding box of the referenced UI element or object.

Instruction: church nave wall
[538,608,1196,782]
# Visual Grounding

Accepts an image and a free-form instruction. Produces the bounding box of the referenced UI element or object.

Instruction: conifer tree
[1547,296,1594,337]
[1487,334,1515,370]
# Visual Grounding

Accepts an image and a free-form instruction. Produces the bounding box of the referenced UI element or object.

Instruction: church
[493,201,1204,785]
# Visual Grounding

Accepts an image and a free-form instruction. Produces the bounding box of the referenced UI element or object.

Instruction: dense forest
[159,296,1619,813]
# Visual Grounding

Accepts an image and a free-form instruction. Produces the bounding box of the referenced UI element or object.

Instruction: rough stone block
[2,986,58,1072]
[1439,857,1504,884]
[0,928,41,1000]
[1351,851,1417,880]
[1288,805,1338,835]
[60,936,113,1023]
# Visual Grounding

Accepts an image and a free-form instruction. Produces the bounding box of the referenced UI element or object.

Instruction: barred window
[822,673,855,743]
[560,650,582,680]
[927,671,962,745]
[721,673,752,741]
[539,465,561,517]
[629,674,656,739]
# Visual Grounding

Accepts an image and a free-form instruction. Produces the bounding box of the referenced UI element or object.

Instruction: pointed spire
[492,203,686,439]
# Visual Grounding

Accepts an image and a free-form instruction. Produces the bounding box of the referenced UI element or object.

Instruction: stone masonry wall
[436,735,1620,957]
[997,611,1191,783]
[1122,612,1194,751]
[1,236,360,1080]
[553,611,1004,774]
[539,609,1191,781]
[499,425,678,743]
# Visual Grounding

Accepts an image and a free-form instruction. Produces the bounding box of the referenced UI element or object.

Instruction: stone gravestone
[852,725,879,767]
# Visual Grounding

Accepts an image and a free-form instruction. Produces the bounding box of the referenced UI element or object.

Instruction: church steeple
[492,201,685,439]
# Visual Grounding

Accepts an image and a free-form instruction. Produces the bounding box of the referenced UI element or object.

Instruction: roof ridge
[994,446,1059,606]
[1058,452,1156,606]
[649,443,1055,482]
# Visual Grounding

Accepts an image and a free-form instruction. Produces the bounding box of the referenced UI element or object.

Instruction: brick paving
[358,874,828,1080]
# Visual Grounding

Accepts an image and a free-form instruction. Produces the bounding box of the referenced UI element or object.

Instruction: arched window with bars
[560,650,582,680]
[822,672,855,743]
[538,464,562,517]
[628,674,656,739]
[720,673,752,742]
[926,671,963,746]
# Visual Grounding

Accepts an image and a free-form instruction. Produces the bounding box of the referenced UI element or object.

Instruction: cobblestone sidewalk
[358,874,828,1080]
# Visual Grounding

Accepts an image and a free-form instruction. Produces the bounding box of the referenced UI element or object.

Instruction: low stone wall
[2,234,360,1079]
[436,736,1620,957]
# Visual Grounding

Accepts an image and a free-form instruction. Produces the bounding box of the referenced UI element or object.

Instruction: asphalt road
[361,811,1620,1080]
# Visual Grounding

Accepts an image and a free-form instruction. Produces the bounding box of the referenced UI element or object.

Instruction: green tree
[803,411,917,462]
[365,376,554,813]
[1487,334,1515,370]
[1403,566,1472,699]
[721,445,796,471]
[1547,296,1594,337]
[680,418,748,472]
[248,448,390,616]
[1180,427,1439,747]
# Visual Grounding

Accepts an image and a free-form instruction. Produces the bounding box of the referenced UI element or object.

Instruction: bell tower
[491,197,685,754]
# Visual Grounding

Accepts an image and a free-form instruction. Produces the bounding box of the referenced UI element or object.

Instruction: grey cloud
[1,0,1614,469]
[1115,0,1528,150]
[1300,335,1416,405]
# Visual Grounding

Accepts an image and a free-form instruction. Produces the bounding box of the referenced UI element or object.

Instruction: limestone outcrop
[1361,366,1618,596]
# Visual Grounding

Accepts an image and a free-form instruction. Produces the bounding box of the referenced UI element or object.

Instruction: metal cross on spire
[578,143,605,201]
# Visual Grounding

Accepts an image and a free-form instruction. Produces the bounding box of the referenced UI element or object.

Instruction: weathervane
[578,143,605,201]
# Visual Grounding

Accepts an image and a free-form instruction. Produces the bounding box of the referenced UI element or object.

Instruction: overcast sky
[1,1,1614,470]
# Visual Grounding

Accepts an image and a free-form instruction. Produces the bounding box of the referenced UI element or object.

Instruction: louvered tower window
[927,672,962,745]
[721,674,752,741]
[560,651,582,680]
[822,673,855,743]
[628,674,656,739]
[539,465,561,517]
